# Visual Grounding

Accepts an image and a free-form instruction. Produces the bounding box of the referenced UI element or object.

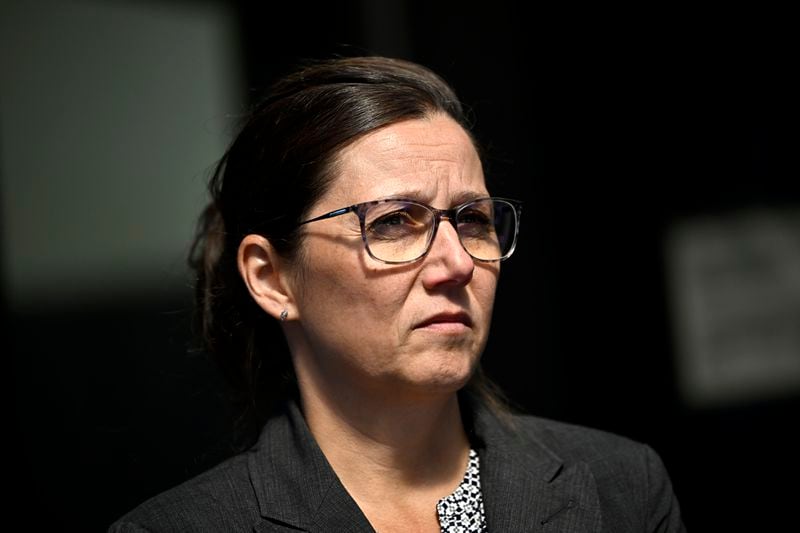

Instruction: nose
[421,218,474,289]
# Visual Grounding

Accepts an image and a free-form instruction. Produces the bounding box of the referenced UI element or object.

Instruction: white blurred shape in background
[0,0,244,310]
[666,208,800,407]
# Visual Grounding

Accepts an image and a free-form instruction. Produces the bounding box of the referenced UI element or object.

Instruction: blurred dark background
[4,1,798,530]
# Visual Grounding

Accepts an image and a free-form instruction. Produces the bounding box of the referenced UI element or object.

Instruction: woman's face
[286,114,499,401]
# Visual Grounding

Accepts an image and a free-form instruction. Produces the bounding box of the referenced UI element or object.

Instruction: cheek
[297,251,409,336]
[474,267,500,309]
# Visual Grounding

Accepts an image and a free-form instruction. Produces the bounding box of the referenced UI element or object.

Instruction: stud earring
[279,309,288,322]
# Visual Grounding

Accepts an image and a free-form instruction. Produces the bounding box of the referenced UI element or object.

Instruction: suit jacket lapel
[475,405,603,532]
[249,401,375,533]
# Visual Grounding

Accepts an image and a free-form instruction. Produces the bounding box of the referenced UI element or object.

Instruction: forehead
[327,114,486,206]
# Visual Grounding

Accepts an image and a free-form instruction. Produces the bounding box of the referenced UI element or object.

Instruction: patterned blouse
[436,448,487,532]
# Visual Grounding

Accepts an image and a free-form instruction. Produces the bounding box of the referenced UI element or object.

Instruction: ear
[237,234,296,321]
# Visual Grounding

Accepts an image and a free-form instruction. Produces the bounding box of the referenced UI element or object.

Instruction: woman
[109,56,686,532]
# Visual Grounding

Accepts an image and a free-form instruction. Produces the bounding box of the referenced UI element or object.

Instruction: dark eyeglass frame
[296,196,523,264]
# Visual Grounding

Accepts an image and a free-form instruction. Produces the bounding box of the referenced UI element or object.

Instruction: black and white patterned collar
[436,448,487,532]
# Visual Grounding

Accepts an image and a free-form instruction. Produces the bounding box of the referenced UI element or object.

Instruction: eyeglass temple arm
[297,206,356,227]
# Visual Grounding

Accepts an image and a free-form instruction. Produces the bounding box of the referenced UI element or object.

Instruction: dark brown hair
[189,56,510,447]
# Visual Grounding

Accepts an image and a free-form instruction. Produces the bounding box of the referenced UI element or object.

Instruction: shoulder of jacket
[508,412,653,466]
[108,451,259,530]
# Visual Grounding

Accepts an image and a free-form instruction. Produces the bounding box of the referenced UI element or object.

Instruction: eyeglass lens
[363,199,518,263]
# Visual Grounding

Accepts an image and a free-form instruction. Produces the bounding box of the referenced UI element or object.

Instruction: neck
[298,377,471,499]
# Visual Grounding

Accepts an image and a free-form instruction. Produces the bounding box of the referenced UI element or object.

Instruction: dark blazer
[109,398,686,532]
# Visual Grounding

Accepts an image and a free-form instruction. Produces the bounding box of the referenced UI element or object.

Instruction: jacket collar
[472,402,603,531]
[249,397,601,532]
[249,400,373,532]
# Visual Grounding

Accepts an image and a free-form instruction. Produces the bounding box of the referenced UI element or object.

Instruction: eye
[365,203,431,241]
[458,207,495,239]
[459,209,492,225]
[374,210,414,227]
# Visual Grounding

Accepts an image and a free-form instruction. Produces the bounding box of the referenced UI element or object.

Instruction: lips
[415,311,473,329]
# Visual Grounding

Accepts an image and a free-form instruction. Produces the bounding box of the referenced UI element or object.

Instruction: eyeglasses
[297,197,522,264]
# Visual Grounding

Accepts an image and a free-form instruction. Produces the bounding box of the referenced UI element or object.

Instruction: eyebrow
[380,189,488,207]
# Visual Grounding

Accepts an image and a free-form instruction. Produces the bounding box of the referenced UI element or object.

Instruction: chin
[407,351,478,394]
